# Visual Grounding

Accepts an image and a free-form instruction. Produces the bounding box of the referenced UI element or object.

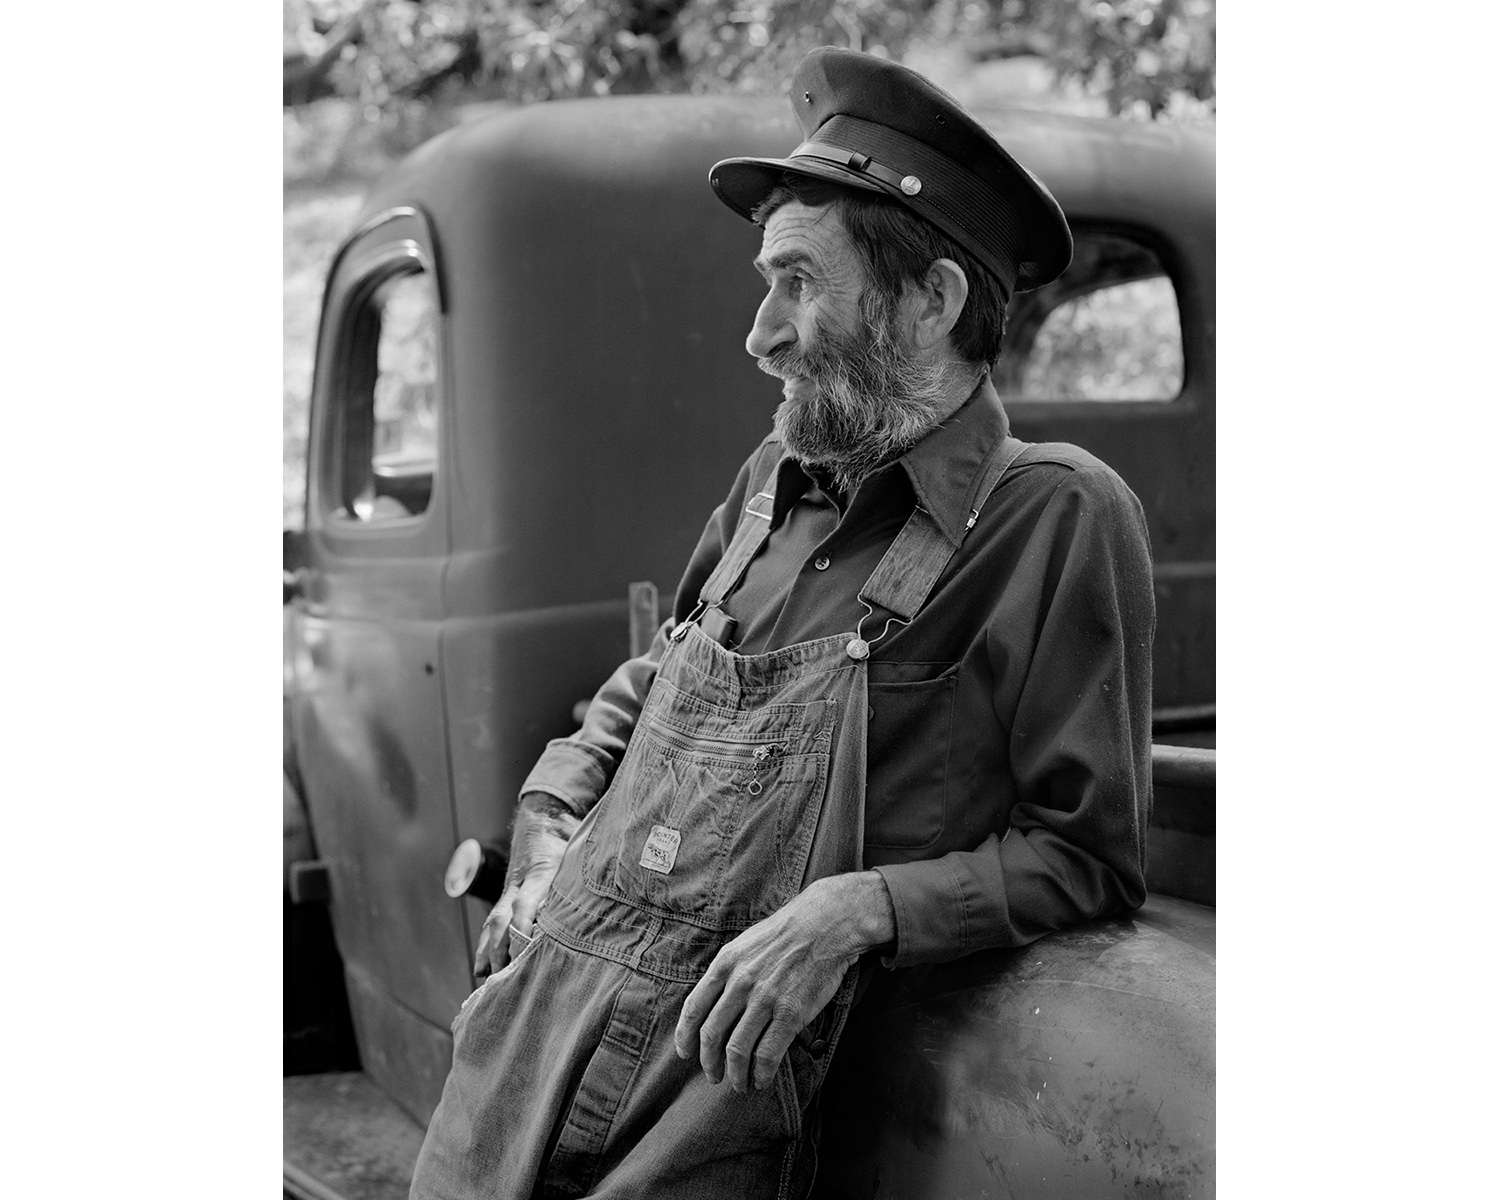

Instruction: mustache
[755,349,809,381]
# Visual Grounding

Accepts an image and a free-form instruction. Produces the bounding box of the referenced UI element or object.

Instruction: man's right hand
[473,792,580,979]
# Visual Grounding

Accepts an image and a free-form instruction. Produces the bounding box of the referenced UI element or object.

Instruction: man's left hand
[673,870,894,1094]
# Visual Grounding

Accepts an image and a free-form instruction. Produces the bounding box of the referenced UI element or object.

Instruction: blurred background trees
[284,0,1214,525]
[285,0,1213,179]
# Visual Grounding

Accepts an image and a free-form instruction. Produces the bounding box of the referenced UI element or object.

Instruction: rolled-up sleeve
[874,462,1155,966]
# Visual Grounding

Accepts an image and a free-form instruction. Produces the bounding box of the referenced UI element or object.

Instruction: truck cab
[284,93,1215,1199]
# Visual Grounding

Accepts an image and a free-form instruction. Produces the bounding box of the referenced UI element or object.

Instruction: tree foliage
[284,0,1214,120]
[1005,0,1215,119]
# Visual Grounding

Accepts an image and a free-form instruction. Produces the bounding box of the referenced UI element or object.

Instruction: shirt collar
[894,375,1013,547]
[771,375,1012,546]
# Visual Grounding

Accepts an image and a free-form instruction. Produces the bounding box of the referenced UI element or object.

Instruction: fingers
[474,895,515,979]
[674,960,723,1065]
[512,872,551,937]
[720,990,781,1093]
[719,991,804,1093]
[696,980,753,1087]
[750,1001,802,1092]
[473,871,557,981]
[676,960,798,1093]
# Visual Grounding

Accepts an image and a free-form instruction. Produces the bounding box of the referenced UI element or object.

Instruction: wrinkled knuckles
[749,980,780,1006]
[772,996,804,1027]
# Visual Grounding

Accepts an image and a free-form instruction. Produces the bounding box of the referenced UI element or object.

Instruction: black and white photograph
[281,3,1216,1197]
[18,4,1500,1198]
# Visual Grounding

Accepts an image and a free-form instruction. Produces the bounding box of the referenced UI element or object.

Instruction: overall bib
[411,438,1026,1200]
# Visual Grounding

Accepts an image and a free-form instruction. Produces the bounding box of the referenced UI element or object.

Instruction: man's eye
[788,276,807,298]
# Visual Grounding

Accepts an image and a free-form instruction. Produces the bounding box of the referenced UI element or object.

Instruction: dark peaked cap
[710,47,1072,299]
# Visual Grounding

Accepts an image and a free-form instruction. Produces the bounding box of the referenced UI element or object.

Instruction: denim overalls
[411,437,1026,1200]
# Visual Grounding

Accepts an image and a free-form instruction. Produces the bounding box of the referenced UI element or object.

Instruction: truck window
[994,232,1184,402]
[331,263,439,522]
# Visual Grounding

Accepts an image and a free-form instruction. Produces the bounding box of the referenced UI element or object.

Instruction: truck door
[289,206,469,1122]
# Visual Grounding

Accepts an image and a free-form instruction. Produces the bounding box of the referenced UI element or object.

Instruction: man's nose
[745,291,794,360]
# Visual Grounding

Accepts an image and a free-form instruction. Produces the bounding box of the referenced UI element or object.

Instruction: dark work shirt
[524,378,1156,965]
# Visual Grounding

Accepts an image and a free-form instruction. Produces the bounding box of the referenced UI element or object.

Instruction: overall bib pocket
[580,679,834,931]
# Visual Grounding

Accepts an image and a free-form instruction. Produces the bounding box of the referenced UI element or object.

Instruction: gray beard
[762,295,957,494]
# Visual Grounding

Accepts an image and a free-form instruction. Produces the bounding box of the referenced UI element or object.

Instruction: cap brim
[1010,166,1072,291]
[709,155,891,222]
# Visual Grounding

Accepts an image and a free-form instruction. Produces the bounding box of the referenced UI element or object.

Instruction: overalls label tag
[640,825,682,874]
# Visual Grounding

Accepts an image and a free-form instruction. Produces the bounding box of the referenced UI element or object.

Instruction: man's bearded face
[758,286,951,493]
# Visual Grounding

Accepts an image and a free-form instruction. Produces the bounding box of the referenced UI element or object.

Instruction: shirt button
[814,555,830,571]
[808,1037,829,1058]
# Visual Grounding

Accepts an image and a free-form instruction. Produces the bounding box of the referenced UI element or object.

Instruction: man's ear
[904,258,969,352]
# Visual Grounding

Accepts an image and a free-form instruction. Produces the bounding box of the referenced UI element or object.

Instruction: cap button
[900,175,922,196]
[804,91,812,103]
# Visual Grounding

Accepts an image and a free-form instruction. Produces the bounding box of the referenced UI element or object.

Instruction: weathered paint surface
[817,895,1214,1198]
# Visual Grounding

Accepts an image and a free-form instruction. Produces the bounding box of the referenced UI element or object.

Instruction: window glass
[994,233,1183,402]
[333,262,439,522]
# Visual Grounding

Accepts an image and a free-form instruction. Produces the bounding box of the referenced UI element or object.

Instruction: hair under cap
[710,47,1073,300]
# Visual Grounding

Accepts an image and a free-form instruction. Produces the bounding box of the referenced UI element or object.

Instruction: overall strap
[858,435,1029,625]
[699,458,782,609]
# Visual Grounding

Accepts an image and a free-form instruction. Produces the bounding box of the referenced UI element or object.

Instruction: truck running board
[284,1072,425,1200]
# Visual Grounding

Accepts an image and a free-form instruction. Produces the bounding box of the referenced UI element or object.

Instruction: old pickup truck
[284,91,1215,1199]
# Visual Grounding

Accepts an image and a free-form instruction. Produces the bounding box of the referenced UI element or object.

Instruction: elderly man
[411,46,1153,1200]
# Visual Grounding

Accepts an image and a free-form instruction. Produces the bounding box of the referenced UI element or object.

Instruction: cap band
[793,140,913,195]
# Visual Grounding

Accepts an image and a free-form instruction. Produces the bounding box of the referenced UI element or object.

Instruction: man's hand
[673,871,895,1093]
[473,792,579,979]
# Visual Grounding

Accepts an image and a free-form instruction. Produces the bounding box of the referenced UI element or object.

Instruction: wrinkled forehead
[753,200,865,283]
